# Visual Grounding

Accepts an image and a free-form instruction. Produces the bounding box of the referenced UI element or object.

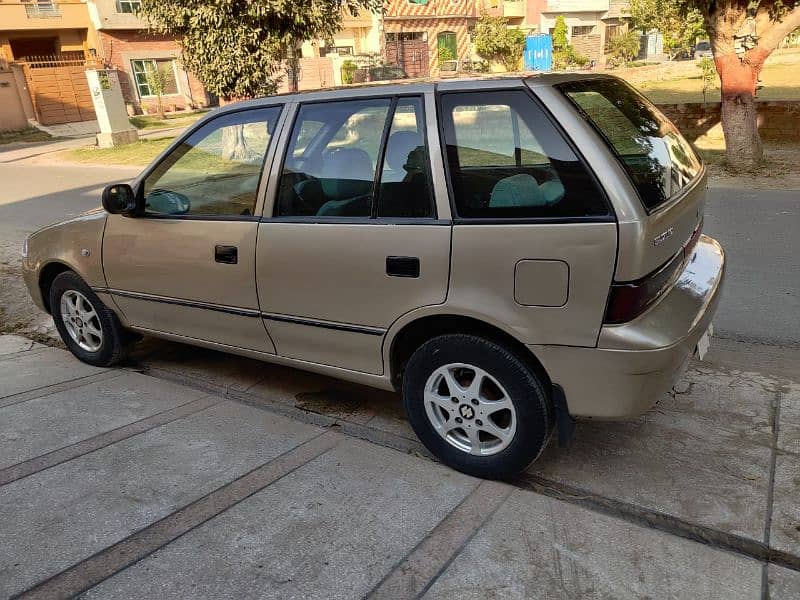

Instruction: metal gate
[386,39,430,78]
[18,54,96,125]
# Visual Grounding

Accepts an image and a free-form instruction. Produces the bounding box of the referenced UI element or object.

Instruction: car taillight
[604,221,703,324]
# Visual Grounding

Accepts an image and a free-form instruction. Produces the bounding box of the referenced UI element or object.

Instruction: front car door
[256,89,451,374]
[102,105,285,353]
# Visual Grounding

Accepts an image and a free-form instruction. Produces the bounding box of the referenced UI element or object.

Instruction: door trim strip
[95,288,387,336]
[260,312,386,336]
[95,288,262,318]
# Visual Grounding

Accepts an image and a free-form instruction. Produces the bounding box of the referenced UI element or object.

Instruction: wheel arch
[38,261,75,314]
[386,312,552,393]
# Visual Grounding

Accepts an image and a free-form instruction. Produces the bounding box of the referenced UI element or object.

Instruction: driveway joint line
[0,370,122,408]
[367,480,513,599]
[13,430,341,600]
[0,394,221,487]
[136,363,800,573]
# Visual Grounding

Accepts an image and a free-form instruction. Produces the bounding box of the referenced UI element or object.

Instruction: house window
[571,25,595,36]
[116,0,142,13]
[131,59,179,98]
[320,46,353,57]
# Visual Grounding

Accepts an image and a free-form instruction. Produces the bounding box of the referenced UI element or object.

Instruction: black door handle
[215,245,238,264]
[386,256,420,278]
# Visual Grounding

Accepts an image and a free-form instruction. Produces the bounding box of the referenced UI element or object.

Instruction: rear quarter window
[558,78,702,212]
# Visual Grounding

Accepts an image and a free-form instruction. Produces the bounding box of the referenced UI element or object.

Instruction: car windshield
[696,41,710,50]
[558,78,702,212]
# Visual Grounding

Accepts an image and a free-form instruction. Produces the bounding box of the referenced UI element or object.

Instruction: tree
[550,15,588,69]
[137,0,378,99]
[630,0,705,58]
[552,15,569,51]
[607,31,642,66]
[698,56,717,103]
[473,12,527,72]
[144,61,171,119]
[682,1,800,169]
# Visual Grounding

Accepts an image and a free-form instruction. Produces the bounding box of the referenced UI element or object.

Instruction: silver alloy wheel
[60,290,103,352]
[423,363,517,456]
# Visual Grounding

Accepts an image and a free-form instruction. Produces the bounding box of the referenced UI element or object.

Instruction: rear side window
[559,78,702,212]
[439,90,610,220]
[275,96,434,219]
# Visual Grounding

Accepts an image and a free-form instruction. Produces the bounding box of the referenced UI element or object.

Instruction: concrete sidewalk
[1,334,798,599]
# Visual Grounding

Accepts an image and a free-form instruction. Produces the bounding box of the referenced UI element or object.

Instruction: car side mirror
[102,183,137,216]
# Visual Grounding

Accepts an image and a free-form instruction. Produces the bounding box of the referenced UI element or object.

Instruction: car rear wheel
[402,334,552,479]
[50,271,127,367]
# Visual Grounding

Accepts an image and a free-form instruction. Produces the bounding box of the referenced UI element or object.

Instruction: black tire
[402,334,552,479]
[49,271,128,367]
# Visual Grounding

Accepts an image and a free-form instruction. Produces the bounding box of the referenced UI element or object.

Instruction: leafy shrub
[341,59,357,85]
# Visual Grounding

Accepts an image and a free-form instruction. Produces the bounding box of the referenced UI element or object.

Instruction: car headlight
[21,236,28,258]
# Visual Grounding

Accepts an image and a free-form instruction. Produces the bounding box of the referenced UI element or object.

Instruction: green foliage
[552,15,569,50]
[144,62,171,118]
[553,47,589,70]
[698,56,717,102]
[630,0,705,57]
[437,45,455,64]
[137,0,378,99]
[341,59,357,84]
[607,31,642,65]
[472,12,526,72]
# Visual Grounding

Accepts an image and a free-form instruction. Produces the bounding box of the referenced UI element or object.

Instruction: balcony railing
[25,2,61,18]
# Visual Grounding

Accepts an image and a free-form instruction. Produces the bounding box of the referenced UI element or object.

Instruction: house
[535,0,631,63]
[86,0,211,113]
[382,0,486,78]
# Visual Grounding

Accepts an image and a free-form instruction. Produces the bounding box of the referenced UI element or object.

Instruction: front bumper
[531,235,726,419]
[21,256,47,312]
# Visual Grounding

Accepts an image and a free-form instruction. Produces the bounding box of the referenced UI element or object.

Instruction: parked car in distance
[352,65,408,84]
[694,41,713,59]
[22,74,724,479]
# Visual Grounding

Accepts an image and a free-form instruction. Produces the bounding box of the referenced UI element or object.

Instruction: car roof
[213,72,619,112]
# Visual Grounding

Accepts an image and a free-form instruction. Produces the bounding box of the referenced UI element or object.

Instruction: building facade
[87,0,210,113]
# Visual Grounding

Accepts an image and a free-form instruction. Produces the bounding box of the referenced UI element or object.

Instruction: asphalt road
[0,161,797,348]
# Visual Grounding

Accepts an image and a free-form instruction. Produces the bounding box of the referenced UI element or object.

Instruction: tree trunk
[715,52,764,169]
[221,124,257,161]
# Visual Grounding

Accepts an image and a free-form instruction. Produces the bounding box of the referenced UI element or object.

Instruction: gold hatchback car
[23,75,724,478]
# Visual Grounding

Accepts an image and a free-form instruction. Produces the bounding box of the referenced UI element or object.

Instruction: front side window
[559,78,702,211]
[439,90,610,219]
[143,107,281,217]
[276,96,433,219]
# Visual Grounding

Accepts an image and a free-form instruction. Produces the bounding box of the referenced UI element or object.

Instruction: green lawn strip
[59,138,173,166]
[129,110,210,130]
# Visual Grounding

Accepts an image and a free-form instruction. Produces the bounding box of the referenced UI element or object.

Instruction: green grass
[636,61,800,104]
[59,138,173,166]
[0,127,52,145]
[129,110,209,130]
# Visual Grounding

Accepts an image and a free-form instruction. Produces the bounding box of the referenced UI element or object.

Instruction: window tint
[440,90,609,219]
[378,97,433,218]
[559,78,702,211]
[143,107,281,217]
[276,96,434,219]
[277,98,390,218]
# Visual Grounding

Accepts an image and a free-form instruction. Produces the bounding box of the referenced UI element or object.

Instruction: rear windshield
[558,78,702,212]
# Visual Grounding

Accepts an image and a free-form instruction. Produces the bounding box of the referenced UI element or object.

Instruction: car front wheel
[402,334,552,479]
[50,271,127,367]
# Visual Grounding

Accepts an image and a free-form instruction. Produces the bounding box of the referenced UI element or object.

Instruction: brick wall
[571,34,603,62]
[97,31,208,112]
[658,101,800,142]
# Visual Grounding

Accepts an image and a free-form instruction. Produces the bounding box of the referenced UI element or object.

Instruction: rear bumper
[531,235,725,419]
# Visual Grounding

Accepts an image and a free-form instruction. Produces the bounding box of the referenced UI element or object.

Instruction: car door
[438,86,618,347]
[102,105,285,352]
[256,91,451,374]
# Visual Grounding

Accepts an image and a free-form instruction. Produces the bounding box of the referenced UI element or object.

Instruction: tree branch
[751,5,800,56]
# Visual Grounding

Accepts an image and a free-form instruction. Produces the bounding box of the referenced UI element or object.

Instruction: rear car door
[102,105,284,352]
[438,85,618,347]
[256,92,451,374]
